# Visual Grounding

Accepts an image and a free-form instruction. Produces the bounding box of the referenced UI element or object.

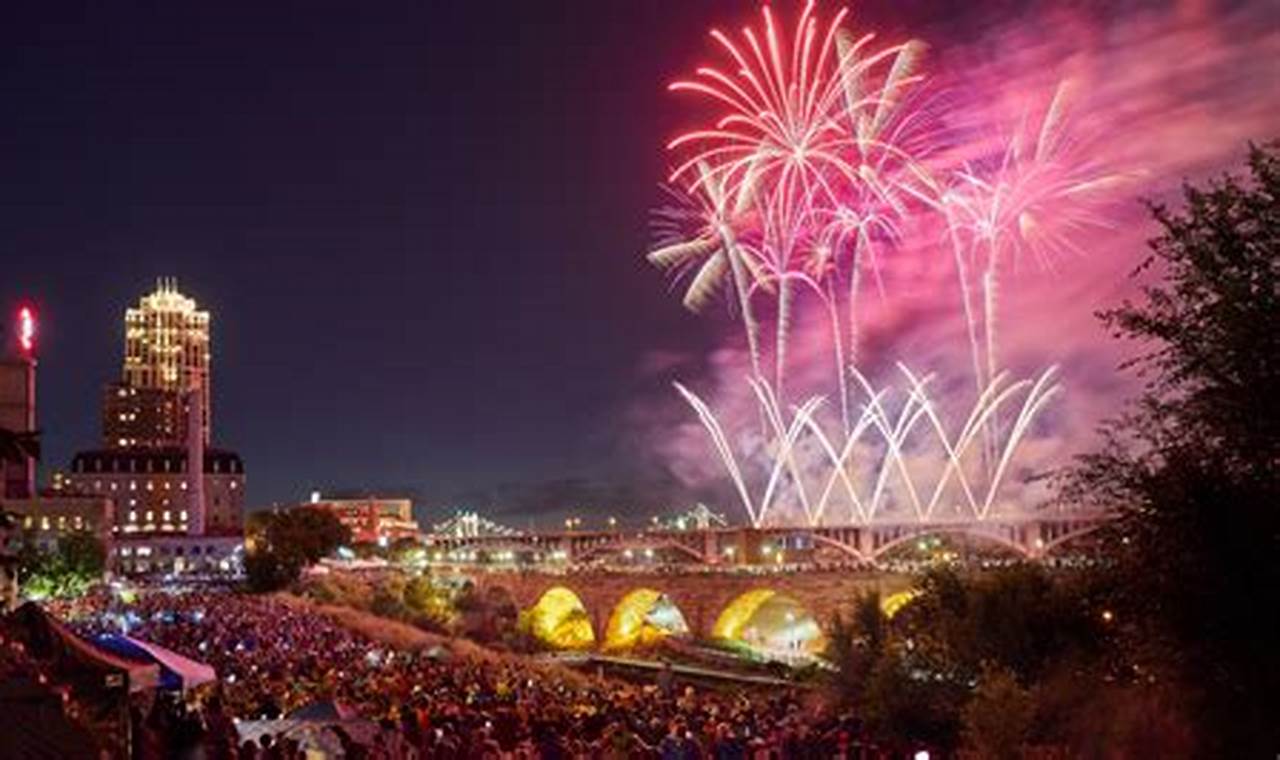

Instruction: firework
[648,3,1118,532]
[676,368,1061,528]
[943,80,1124,393]
[661,0,933,407]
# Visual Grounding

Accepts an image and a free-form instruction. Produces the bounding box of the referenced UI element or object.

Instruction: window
[129,510,137,522]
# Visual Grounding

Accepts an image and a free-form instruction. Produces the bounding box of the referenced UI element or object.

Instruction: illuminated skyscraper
[120,278,211,445]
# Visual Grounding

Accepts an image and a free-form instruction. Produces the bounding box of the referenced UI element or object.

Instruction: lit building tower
[122,278,211,445]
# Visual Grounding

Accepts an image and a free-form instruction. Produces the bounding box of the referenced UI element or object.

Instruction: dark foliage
[245,507,352,592]
[1067,143,1280,755]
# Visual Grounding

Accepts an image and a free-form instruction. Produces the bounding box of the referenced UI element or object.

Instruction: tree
[262,507,351,565]
[962,663,1035,760]
[1068,143,1280,755]
[18,532,106,600]
[245,507,352,592]
[827,591,885,707]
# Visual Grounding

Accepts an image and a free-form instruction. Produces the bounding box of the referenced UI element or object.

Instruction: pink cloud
[633,0,1279,523]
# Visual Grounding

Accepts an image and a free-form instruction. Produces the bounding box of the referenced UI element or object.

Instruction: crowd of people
[51,588,882,758]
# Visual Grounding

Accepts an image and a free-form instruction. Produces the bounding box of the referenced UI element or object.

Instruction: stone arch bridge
[468,568,914,642]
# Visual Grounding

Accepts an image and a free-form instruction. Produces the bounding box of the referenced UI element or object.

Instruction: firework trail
[650,163,769,378]
[936,80,1124,470]
[674,368,1061,528]
[660,0,934,413]
[667,0,855,400]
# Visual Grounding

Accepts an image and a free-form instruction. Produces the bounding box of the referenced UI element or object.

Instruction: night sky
[0,2,746,525]
[2,1,1274,527]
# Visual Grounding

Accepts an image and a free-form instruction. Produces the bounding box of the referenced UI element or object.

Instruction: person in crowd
[51,589,873,758]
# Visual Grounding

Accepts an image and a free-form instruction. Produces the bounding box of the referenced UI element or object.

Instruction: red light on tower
[17,306,36,356]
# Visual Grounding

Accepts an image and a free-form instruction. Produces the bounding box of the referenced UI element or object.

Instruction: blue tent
[93,634,216,691]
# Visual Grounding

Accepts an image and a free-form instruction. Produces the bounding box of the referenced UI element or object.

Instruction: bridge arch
[870,525,1032,563]
[520,586,595,650]
[576,539,706,564]
[712,589,826,658]
[602,588,690,652]
[880,588,923,619]
[803,532,868,562]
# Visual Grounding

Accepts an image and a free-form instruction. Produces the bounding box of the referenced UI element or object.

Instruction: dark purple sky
[2,1,1273,528]
[0,1,755,525]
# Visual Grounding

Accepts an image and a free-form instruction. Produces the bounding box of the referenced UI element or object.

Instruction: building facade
[114,534,243,576]
[121,278,211,445]
[0,356,37,500]
[304,494,420,544]
[101,383,188,450]
[61,279,247,575]
[63,449,245,537]
[2,495,114,552]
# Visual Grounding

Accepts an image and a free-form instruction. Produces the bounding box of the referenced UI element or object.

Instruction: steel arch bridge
[422,511,1110,569]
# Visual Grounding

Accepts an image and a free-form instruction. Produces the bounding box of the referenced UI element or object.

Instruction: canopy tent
[92,634,217,691]
[5,602,160,693]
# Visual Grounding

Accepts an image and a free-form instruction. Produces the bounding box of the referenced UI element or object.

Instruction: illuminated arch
[880,589,922,619]
[522,586,595,650]
[871,527,1032,563]
[712,589,826,657]
[805,533,868,562]
[603,589,689,652]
